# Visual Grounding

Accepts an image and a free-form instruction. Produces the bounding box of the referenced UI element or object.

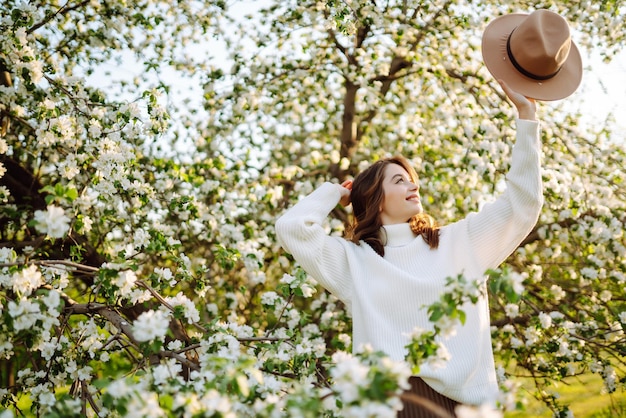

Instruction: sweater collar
[381,223,416,247]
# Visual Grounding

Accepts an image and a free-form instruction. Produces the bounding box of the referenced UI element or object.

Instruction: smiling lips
[406,194,419,203]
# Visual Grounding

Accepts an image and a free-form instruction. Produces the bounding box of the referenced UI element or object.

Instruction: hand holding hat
[499,79,536,120]
[482,9,583,101]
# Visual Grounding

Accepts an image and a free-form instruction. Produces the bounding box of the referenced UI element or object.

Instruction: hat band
[506,29,562,81]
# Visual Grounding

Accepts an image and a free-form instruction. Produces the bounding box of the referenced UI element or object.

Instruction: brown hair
[346,156,440,256]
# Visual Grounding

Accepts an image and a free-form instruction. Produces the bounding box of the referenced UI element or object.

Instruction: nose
[409,182,418,191]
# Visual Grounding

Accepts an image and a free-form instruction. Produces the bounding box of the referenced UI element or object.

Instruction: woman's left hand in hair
[338,180,352,207]
[499,79,536,121]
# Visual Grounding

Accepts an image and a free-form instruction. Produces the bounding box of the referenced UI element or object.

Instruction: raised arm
[462,82,543,271]
[275,182,354,305]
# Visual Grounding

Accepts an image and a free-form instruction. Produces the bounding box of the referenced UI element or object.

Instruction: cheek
[379,192,391,212]
[382,189,400,209]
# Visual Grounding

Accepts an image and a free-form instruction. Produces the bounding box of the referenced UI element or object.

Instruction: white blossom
[510,337,523,349]
[538,312,552,329]
[165,292,200,323]
[0,248,16,264]
[435,316,459,339]
[330,351,370,403]
[11,265,44,297]
[114,270,137,297]
[603,365,617,392]
[8,298,41,331]
[107,379,131,398]
[152,359,183,386]
[260,291,281,306]
[60,154,80,180]
[504,304,519,319]
[550,284,566,302]
[154,267,175,286]
[133,310,170,342]
[33,205,71,238]
[524,327,541,347]
[580,267,599,280]
[509,272,525,294]
[427,343,451,370]
[599,290,612,302]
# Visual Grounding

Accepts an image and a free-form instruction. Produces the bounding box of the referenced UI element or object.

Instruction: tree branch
[28,0,92,34]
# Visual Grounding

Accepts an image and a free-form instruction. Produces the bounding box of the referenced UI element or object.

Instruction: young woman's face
[380,163,423,225]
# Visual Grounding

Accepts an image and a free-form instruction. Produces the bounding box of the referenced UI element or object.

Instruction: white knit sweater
[275,119,543,405]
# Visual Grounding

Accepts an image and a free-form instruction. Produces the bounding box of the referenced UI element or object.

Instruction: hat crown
[508,10,572,78]
[481,9,583,101]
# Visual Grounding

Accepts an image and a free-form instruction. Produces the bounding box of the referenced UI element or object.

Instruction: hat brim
[482,13,583,101]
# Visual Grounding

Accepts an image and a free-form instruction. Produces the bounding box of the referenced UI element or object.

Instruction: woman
[275,80,541,417]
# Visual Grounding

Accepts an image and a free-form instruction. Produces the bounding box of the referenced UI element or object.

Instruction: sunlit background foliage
[0,0,625,417]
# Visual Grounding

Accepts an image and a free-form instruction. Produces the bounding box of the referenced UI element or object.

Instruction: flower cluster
[0,0,625,417]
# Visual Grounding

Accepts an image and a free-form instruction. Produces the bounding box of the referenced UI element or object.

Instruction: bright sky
[565,49,626,138]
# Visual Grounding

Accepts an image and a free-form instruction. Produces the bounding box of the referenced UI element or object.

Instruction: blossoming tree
[0,0,625,417]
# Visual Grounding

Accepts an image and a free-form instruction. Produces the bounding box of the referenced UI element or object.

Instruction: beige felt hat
[482,9,583,101]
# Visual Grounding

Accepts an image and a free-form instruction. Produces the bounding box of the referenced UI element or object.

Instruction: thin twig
[158,350,200,372]
[28,0,92,34]
[0,259,99,275]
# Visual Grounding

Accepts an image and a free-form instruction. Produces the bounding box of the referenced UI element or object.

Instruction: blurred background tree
[0,0,624,416]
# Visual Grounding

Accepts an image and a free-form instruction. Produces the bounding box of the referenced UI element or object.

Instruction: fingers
[498,79,516,99]
[337,181,352,207]
[498,79,534,103]
[498,79,536,118]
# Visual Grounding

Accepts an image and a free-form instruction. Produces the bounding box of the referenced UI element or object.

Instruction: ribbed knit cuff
[516,118,540,142]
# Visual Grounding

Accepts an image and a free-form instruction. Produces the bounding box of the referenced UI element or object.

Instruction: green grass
[505,373,626,418]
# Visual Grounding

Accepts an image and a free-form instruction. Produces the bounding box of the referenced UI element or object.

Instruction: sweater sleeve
[275,182,353,304]
[464,118,544,272]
